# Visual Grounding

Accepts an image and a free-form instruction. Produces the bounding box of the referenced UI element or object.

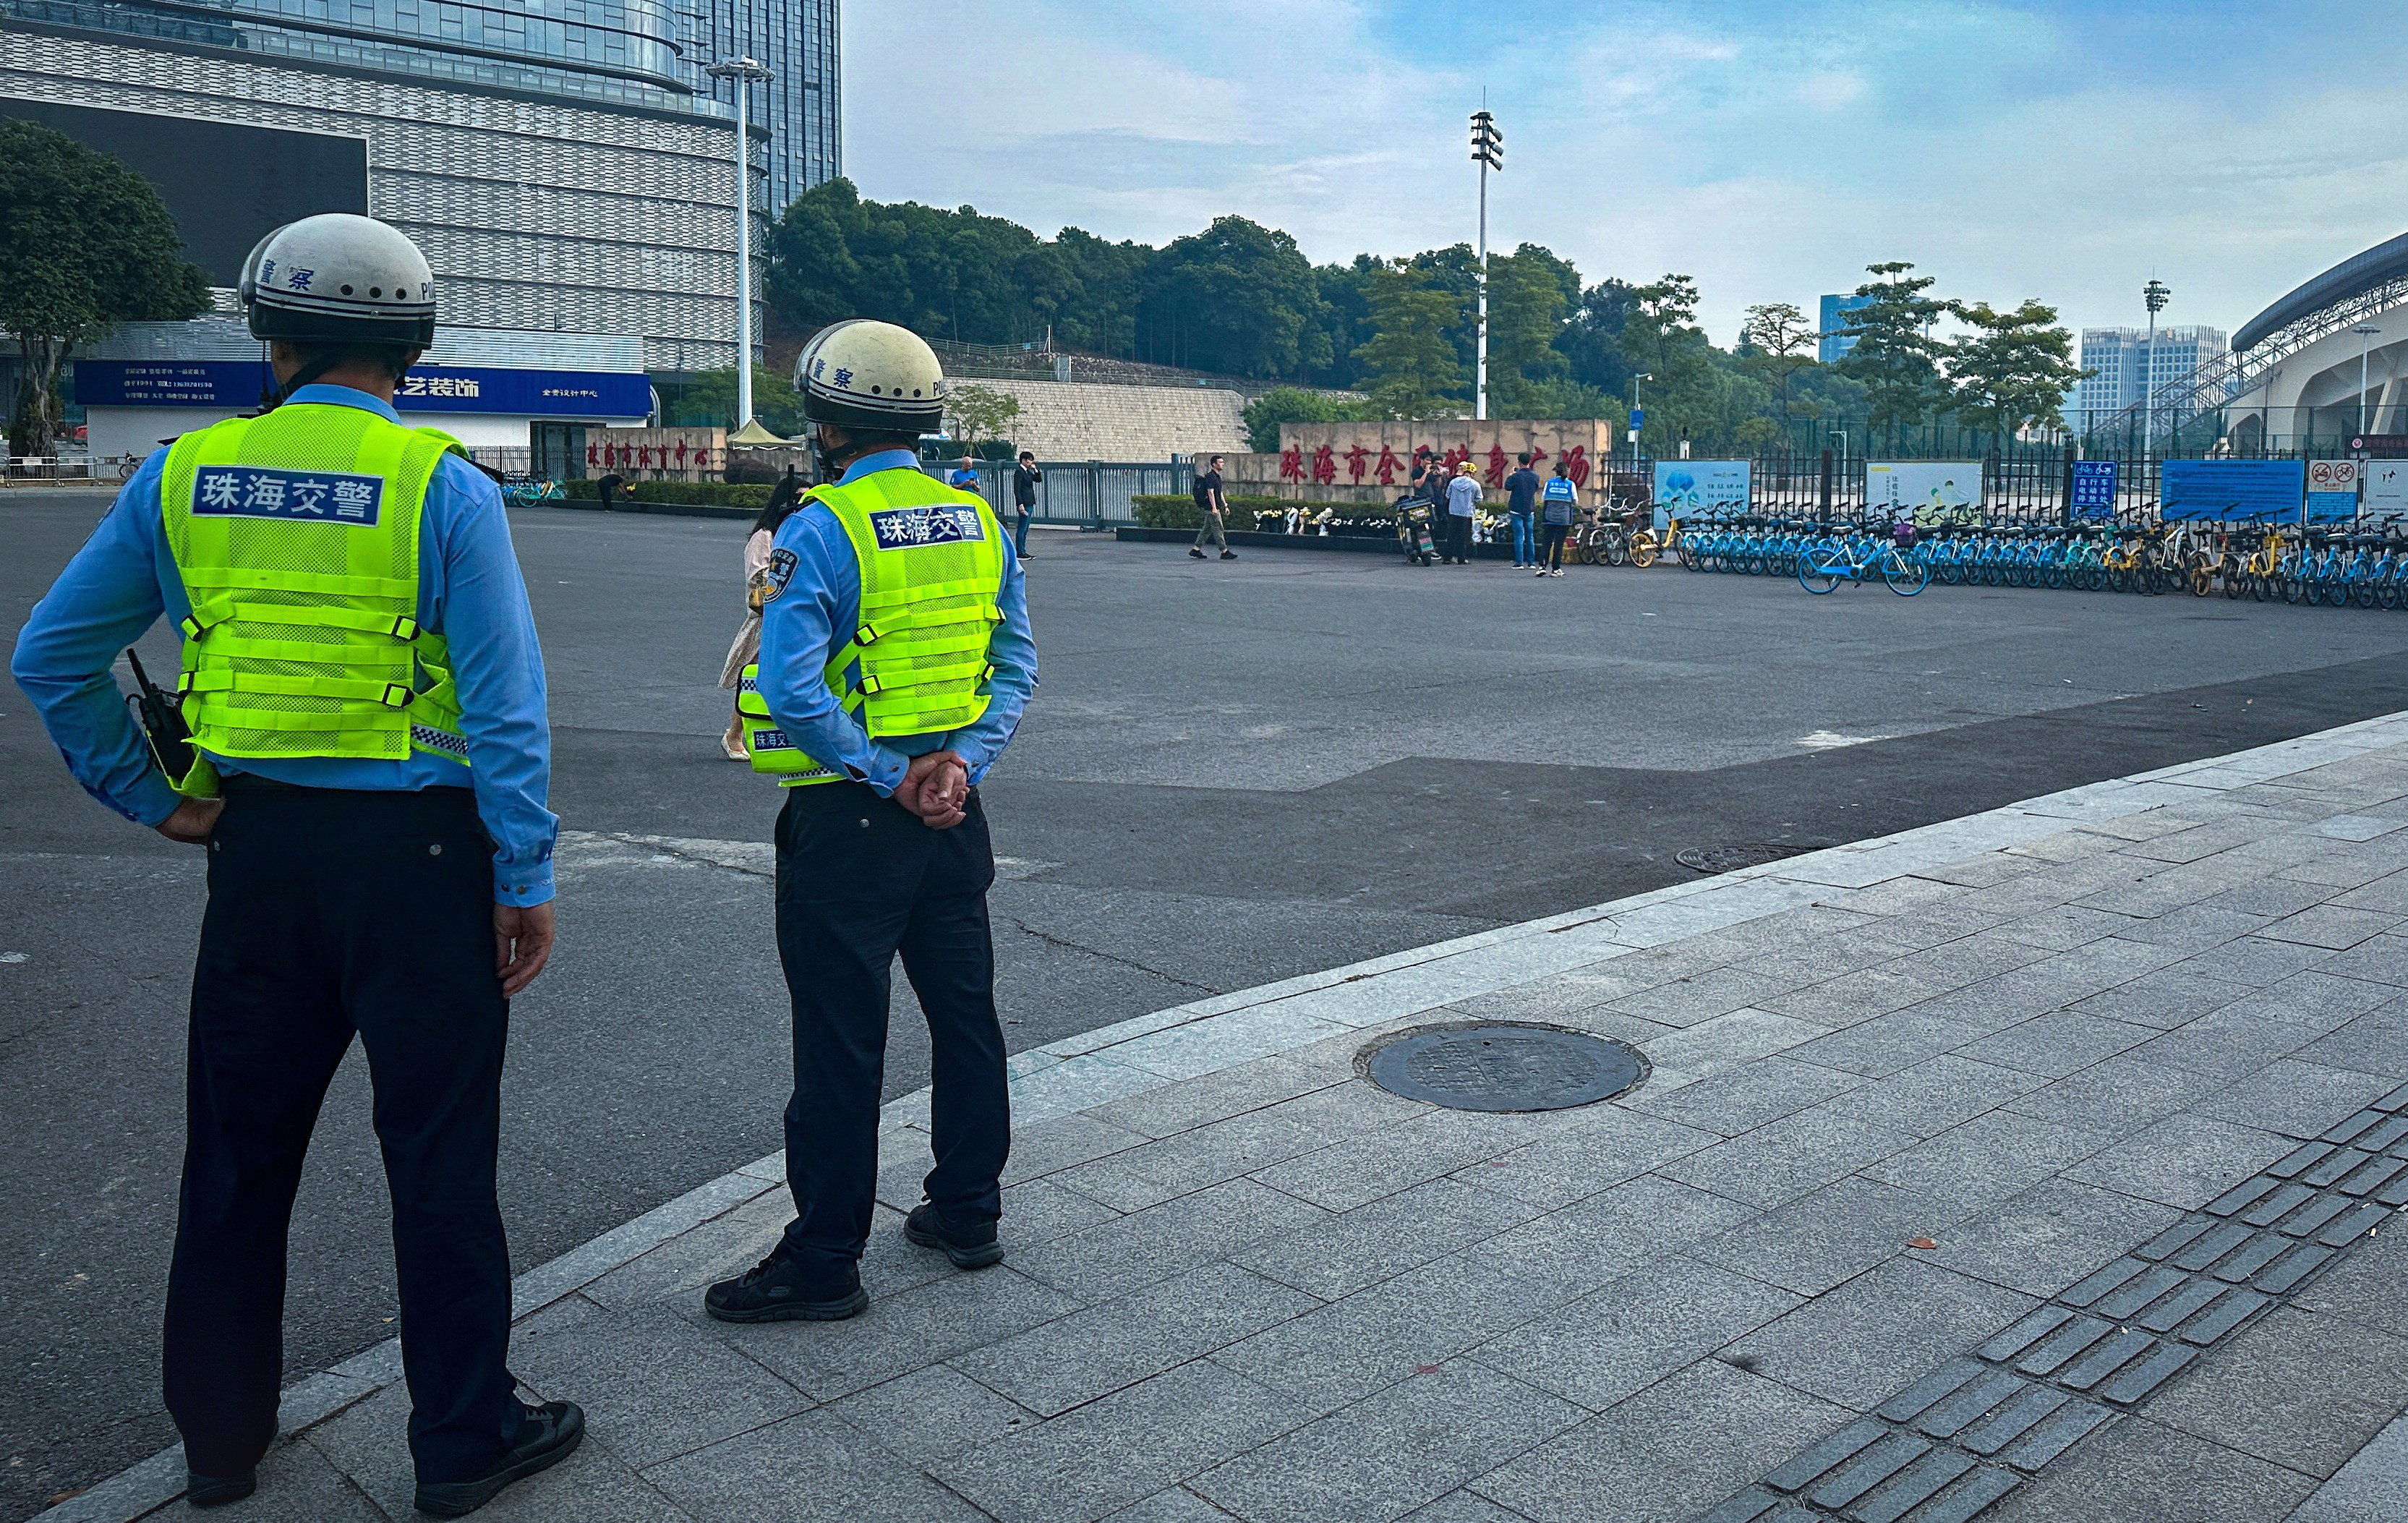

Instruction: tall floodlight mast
[1470,108,1503,421]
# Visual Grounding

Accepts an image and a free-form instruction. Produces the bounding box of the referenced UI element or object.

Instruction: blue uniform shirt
[9,385,560,905]
[755,449,1036,794]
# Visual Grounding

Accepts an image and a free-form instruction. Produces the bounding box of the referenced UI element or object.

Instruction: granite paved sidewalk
[48,715,2408,1523]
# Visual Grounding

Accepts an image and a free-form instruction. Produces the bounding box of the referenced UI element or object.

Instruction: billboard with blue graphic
[1652,460,1751,529]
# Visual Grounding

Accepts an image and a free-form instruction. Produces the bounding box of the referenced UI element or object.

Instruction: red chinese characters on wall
[1310,444,1336,485]
[1344,444,1370,484]
[1561,445,1589,487]
[1375,446,1401,485]
[1280,445,1305,483]
[1487,445,1509,483]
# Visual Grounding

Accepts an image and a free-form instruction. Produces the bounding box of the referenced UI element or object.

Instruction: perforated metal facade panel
[4,27,762,372]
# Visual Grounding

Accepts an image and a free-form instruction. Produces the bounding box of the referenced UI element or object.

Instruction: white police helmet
[793,320,945,434]
[239,213,437,347]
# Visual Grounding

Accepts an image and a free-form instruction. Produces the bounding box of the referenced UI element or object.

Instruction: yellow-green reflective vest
[738,466,1007,786]
[159,405,471,782]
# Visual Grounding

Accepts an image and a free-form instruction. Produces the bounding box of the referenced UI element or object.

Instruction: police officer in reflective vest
[706,320,1037,1322]
[9,214,580,1515]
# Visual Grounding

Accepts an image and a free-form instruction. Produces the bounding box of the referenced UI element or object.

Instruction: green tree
[1,120,209,453]
[1948,299,2086,441]
[1239,385,1373,452]
[666,364,803,435]
[1351,262,1465,418]
[1835,261,1952,448]
[944,382,1022,452]
[1485,244,1578,415]
[1738,302,1819,417]
[1136,216,1328,377]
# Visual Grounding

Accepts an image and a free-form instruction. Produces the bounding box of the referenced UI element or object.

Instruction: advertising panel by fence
[1652,461,1751,529]
[2366,460,2408,519]
[1867,461,1985,524]
[2161,459,2306,521]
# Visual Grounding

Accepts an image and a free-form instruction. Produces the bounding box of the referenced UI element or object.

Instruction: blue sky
[844,1,2407,344]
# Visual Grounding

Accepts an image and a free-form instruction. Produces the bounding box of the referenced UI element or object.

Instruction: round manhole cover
[1676,842,1810,874]
[1360,1023,1647,1112]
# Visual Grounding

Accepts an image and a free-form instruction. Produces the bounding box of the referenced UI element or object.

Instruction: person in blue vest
[1539,460,1580,576]
[707,320,1037,1323]
[9,213,578,1515]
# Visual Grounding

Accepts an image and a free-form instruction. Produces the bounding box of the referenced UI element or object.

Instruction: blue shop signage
[75,360,647,418]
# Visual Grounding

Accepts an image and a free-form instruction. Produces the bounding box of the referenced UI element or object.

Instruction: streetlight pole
[2354,325,2382,437]
[2142,278,2169,478]
[1469,109,1503,422]
[709,56,774,427]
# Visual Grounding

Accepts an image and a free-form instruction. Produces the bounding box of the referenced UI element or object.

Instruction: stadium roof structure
[2233,229,2408,351]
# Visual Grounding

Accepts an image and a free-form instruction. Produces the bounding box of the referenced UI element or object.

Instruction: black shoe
[703,1251,867,1323]
[186,1471,255,1509]
[1220,550,1237,560]
[413,1401,583,1518]
[904,1202,1003,1269]
[1189,547,1206,559]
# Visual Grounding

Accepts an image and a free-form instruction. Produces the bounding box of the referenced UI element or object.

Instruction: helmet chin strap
[251,345,351,414]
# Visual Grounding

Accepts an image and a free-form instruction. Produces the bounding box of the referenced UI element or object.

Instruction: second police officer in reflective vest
[707,320,1038,1322]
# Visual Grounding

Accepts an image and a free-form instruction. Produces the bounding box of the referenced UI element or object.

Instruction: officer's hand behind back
[495,902,556,997]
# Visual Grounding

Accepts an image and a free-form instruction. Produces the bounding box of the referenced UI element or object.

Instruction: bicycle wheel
[1629,534,1657,569]
[1798,546,1845,594]
[1882,550,1929,596]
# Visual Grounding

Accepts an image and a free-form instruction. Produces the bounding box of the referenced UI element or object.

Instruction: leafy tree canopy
[2,120,208,452]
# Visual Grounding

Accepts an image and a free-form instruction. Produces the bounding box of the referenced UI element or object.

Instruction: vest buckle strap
[855,674,887,696]
[388,614,421,640]
[855,620,884,646]
[380,683,416,709]
[179,614,211,641]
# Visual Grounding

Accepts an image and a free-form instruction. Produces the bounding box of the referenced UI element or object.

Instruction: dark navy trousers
[165,779,520,1483]
[774,782,1011,1268]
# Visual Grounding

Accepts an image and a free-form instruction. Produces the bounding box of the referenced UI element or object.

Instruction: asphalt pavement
[7,490,2408,1519]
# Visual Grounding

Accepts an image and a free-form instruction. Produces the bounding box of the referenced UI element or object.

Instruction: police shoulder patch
[760,546,799,602]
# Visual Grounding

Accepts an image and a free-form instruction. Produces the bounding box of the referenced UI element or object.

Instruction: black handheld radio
[124,649,199,785]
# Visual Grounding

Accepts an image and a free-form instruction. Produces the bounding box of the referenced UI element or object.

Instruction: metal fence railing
[951,459,1194,527]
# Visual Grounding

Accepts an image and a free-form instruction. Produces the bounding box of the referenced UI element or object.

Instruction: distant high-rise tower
[687,0,842,213]
[1818,294,1874,364]
[2073,326,2227,425]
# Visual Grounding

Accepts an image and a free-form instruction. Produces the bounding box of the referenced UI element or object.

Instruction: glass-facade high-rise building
[2072,326,2229,425]
[691,0,841,213]
[1,0,842,370]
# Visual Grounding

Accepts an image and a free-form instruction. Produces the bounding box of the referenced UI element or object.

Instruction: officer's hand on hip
[155,797,223,846]
[495,902,556,997]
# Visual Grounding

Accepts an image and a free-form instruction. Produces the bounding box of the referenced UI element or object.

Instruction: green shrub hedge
[565,477,776,509]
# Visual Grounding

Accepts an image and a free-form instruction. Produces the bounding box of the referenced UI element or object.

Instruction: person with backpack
[1538,460,1579,576]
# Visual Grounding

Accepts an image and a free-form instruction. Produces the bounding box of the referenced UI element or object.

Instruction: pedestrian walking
[1446,456,1480,563]
[712,319,1037,1323]
[1190,453,1235,560]
[720,465,806,759]
[1011,448,1041,558]
[9,213,578,1516]
[1505,452,1541,568]
[1539,459,1579,576]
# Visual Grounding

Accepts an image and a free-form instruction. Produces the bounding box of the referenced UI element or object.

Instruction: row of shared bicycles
[1572,505,2408,606]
